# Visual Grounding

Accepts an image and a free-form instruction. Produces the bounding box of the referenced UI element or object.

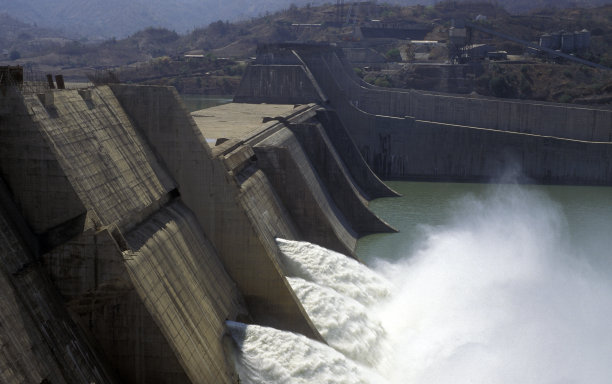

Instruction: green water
[357,181,612,270]
[180,94,232,112]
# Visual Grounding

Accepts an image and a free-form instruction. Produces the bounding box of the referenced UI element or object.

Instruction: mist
[230,184,612,383]
[374,184,612,383]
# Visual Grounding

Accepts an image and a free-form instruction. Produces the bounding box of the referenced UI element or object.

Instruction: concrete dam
[0,42,610,383]
[0,78,395,383]
[237,44,612,185]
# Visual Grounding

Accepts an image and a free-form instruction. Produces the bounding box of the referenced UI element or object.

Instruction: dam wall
[408,91,612,141]
[234,65,323,104]
[288,121,396,236]
[317,70,612,183]
[1,86,193,383]
[296,55,416,180]
[0,85,251,383]
[326,97,612,184]
[25,87,176,231]
[1,81,407,382]
[182,98,396,255]
[0,89,87,246]
[110,84,322,340]
[312,109,400,199]
[240,44,612,184]
[123,201,243,384]
[406,120,612,184]
[315,47,612,142]
[320,49,612,183]
[253,126,358,257]
[0,179,116,384]
[43,227,192,384]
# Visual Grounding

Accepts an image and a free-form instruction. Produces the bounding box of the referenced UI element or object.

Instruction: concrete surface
[288,121,396,235]
[239,44,612,185]
[1,85,247,383]
[111,85,324,341]
[0,81,408,384]
[124,201,243,384]
[0,180,117,384]
[254,127,358,257]
[191,102,298,141]
[234,65,323,104]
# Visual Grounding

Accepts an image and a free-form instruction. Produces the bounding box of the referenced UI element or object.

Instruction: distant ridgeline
[236,43,612,185]
[0,71,396,382]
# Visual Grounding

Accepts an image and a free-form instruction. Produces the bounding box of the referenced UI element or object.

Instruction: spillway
[226,321,385,384]
[230,184,612,384]
[285,276,385,366]
[276,238,391,306]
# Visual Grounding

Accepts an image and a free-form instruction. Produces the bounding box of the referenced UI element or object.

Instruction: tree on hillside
[386,48,402,62]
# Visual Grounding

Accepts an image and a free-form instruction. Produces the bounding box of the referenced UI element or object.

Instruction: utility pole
[336,0,344,25]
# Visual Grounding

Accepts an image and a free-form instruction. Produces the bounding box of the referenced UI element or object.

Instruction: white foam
[226,321,387,384]
[373,185,612,384]
[286,276,386,366]
[276,238,391,306]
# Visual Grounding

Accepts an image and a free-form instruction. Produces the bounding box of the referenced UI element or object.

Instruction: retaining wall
[234,65,323,104]
[317,48,612,142]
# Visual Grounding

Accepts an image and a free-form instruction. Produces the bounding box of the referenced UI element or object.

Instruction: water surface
[180,94,232,112]
[357,181,612,272]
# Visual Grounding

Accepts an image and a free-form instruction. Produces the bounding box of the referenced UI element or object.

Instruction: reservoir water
[358,181,612,271]
[180,94,232,112]
[229,180,612,384]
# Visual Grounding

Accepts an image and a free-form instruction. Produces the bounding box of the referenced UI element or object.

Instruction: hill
[0,0,333,38]
[1,1,611,104]
[1,0,611,39]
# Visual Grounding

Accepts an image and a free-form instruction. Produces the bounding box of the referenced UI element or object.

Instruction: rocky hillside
[0,0,333,38]
[2,1,611,104]
[1,0,609,39]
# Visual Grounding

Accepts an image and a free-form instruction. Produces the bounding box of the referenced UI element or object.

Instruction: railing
[1,67,50,95]
[21,69,51,94]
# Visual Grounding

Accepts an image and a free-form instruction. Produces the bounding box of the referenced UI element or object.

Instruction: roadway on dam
[191,103,298,142]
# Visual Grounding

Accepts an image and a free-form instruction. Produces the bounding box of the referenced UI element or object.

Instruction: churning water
[228,182,612,384]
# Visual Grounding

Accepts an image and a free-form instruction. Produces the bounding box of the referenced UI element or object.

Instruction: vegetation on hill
[477,63,612,104]
[0,0,335,38]
[358,2,612,105]
[1,0,608,39]
[1,1,611,104]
